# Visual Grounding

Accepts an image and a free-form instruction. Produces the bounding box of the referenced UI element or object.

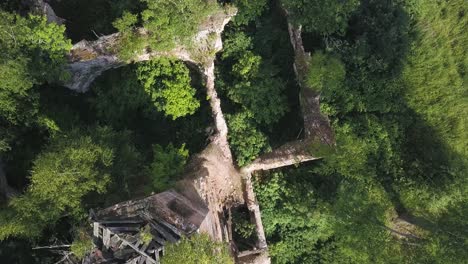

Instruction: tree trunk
[0,160,19,200]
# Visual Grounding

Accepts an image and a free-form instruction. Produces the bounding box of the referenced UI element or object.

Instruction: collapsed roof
[85,190,208,264]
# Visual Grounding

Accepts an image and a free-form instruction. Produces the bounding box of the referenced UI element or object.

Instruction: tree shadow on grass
[299,0,467,250]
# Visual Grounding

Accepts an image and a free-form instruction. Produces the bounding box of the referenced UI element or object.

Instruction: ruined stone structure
[0,2,339,264]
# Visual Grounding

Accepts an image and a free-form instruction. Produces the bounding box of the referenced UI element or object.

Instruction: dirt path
[178,144,242,241]
[203,61,233,162]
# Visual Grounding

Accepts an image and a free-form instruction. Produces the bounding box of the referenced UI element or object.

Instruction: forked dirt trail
[176,60,270,260]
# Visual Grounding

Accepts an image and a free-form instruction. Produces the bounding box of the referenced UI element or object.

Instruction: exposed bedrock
[65,8,235,92]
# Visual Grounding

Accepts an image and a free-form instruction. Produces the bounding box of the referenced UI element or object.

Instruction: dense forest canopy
[252,0,467,263]
[0,0,466,263]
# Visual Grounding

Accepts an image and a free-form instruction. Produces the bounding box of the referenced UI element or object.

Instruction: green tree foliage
[139,225,153,245]
[112,11,146,61]
[149,143,188,192]
[254,170,335,264]
[0,0,22,12]
[217,13,293,166]
[0,0,465,262]
[221,31,253,59]
[140,0,217,48]
[282,0,359,35]
[220,32,287,125]
[328,181,407,264]
[70,230,93,260]
[317,0,410,115]
[230,52,286,124]
[0,58,36,124]
[90,128,144,203]
[0,11,71,87]
[161,233,233,264]
[136,59,200,120]
[0,10,71,153]
[314,0,466,262]
[113,0,219,59]
[255,168,417,264]
[306,51,345,93]
[89,64,210,156]
[316,117,403,183]
[0,128,113,240]
[232,0,268,26]
[346,0,410,74]
[90,65,157,127]
[0,126,143,240]
[232,210,256,239]
[227,112,269,167]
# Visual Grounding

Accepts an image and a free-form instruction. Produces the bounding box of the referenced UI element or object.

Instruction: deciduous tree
[0,127,143,240]
[282,0,359,35]
[0,128,113,240]
[0,10,71,153]
[136,59,200,120]
[227,112,269,166]
[220,32,287,125]
[232,0,268,26]
[149,143,188,192]
[306,51,345,93]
